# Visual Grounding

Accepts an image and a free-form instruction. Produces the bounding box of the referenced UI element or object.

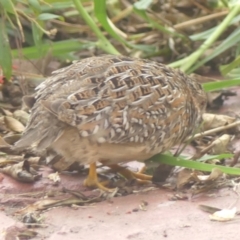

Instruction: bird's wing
[15,55,197,150]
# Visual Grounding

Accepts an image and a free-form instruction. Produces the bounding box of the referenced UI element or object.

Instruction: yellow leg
[84,163,115,192]
[108,164,152,183]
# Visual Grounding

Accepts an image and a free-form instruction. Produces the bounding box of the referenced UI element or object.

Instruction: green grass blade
[203,79,240,92]
[72,0,120,55]
[12,39,96,59]
[31,21,43,49]
[197,154,233,162]
[0,19,12,80]
[170,3,240,73]
[225,67,240,78]
[190,15,240,41]
[94,0,127,45]
[94,0,157,53]
[220,55,240,76]
[0,0,16,14]
[149,154,240,175]
[189,26,240,72]
[133,8,184,38]
[37,13,64,21]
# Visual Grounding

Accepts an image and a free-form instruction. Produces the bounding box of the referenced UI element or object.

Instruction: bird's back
[15,55,206,154]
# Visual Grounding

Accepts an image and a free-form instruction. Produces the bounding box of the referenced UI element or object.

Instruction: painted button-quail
[15,55,207,191]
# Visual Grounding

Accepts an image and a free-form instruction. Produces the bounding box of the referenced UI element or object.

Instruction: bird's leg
[108,164,152,184]
[84,163,115,192]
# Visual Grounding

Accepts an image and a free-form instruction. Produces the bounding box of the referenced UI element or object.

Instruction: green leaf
[0,20,12,80]
[225,67,240,78]
[28,0,41,13]
[37,13,64,21]
[0,0,16,14]
[134,0,153,10]
[31,21,43,49]
[203,79,240,92]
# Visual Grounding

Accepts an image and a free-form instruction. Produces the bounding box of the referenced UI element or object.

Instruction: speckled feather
[15,55,206,168]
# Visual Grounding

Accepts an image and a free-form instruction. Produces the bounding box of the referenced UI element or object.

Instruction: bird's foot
[108,164,152,184]
[84,178,115,192]
[84,163,116,192]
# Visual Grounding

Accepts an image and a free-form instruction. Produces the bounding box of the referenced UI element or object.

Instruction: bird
[15,55,207,191]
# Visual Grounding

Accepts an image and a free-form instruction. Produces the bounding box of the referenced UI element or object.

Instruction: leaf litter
[1,1,240,238]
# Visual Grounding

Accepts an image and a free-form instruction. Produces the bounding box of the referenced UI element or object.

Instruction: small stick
[174,11,229,30]
[189,120,240,140]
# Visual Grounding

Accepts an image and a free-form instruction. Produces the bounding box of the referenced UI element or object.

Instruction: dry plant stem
[111,6,133,23]
[174,11,229,30]
[121,0,143,23]
[17,10,51,37]
[51,20,89,31]
[6,1,25,42]
[190,0,213,13]
[107,18,127,39]
[200,143,216,155]
[189,120,240,141]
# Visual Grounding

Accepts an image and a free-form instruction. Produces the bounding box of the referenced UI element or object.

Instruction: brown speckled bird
[15,55,207,191]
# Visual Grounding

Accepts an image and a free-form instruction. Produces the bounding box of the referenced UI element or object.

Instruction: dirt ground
[1,165,240,240]
[1,87,240,240]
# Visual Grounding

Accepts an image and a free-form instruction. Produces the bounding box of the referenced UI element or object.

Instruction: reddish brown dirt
[41,189,240,240]
[1,168,240,240]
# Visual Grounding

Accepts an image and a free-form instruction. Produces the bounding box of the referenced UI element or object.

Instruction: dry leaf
[4,116,25,133]
[2,225,37,240]
[211,134,231,154]
[17,195,102,214]
[0,107,13,116]
[139,200,148,211]
[4,133,22,145]
[202,113,235,131]
[201,134,231,155]
[199,204,222,214]
[194,168,223,182]
[13,110,30,126]
[0,160,41,182]
[176,168,195,189]
[209,208,237,222]
[0,135,11,147]
[0,116,8,132]
[0,135,16,155]
[48,172,61,183]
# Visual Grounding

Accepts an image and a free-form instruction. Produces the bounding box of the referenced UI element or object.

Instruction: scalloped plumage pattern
[15,55,207,168]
